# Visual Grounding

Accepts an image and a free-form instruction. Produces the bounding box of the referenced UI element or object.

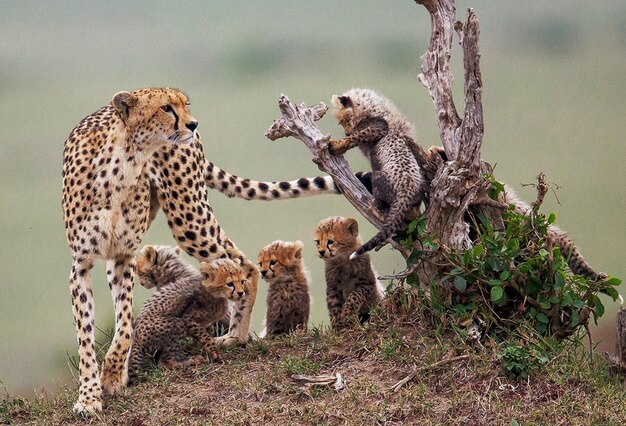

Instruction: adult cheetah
[62,87,360,413]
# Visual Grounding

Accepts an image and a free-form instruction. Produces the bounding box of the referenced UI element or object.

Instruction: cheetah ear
[331,95,353,110]
[174,246,183,256]
[112,91,138,122]
[141,245,157,265]
[343,217,359,236]
[199,261,213,281]
[338,95,352,108]
[293,241,304,260]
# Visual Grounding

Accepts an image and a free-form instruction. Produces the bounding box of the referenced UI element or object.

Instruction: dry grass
[3,296,626,425]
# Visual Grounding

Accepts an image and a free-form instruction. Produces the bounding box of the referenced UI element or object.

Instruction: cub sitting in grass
[128,245,247,384]
[257,240,311,337]
[314,216,385,328]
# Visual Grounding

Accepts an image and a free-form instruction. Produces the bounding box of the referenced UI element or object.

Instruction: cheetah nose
[185,120,198,132]
[260,269,268,277]
[237,290,245,297]
[318,250,326,257]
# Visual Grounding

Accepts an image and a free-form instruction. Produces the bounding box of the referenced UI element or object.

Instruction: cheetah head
[314,216,360,259]
[256,240,304,282]
[111,87,198,147]
[135,244,183,289]
[199,258,247,301]
[331,88,402,135]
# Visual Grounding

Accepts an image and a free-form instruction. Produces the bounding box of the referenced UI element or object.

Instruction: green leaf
[606,277,622,287]
[499,270,510,281]
[491,286,504,302]
[408,220,418,233]
[540,300,552,310]
[604,287,619,301]
[554,271,565,290]
[454,276,467,292]
[473,244,484,257]
[511,419,520,426]
[572,299,585,309]
[538,248,549,259]
[488,279,502,287]
[571,310,580,327]
[547,213,557,224]
[594,297,605,321]
[536,312,550,324]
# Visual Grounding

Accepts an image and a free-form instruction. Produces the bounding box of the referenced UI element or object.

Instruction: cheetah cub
[329,88,425,259]
[128,245,247,384]
[314,217,384,328]
[257,241,311,337]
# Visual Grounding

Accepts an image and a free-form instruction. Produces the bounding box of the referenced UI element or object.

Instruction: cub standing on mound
[129,245,248,385]
[314,216,385,328]
[257,240,311,336]
[329,88,426,260]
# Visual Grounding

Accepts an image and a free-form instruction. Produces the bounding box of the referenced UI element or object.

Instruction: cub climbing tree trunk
[266,0,498,261]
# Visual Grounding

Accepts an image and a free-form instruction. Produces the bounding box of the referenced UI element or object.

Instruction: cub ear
[199,261,214,281]
[293,240,304,259]
[141,245,157,264]
[112,91,138,122]
[331,94,353,109]
[338,95,352,108]
[343,217,359,236]
[173,246,183,256]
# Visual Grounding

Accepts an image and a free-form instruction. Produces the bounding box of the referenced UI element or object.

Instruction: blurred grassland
[0,0,624,397]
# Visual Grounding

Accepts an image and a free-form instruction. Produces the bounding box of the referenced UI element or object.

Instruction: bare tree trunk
[416,0,502,250]
[611,308,626,372]
[265,0,501,272]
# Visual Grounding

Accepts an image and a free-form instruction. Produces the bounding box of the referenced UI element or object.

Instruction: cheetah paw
[215,335,242,347]
[73,399,103,415]
[100,368,127,395]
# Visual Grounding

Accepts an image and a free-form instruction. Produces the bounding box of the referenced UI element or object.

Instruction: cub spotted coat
[257,241,311,336]
[314,216,384,328]
[329,88,425,259]
[128,245,246,384]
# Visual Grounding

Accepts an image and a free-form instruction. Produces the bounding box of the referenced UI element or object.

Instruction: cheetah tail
[205,161,372,201]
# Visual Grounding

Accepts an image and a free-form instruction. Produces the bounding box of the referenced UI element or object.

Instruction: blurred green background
[1,0,624,398]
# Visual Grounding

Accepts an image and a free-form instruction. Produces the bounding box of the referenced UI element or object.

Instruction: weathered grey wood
[265,95,411,259]
[415,1,502,250]
[611,308,626,371]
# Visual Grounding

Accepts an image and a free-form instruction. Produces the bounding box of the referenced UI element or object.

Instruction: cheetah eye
[314,240,320,245]
[269,260,277,266]
[226,282,234,288]
[327,239,335,245]
[161,105,173,113]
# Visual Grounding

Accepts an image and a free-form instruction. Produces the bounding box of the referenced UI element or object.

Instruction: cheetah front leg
[216,248,258,347]
[100,255,135,396]
[68,257,103,414]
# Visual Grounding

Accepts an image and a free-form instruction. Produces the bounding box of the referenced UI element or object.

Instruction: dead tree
[265,0,497,266]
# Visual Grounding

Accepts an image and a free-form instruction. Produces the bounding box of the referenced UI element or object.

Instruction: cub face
[112,87,198,146]
[331,88,391,135]
[256,240,304,281]
[199,258,247,301]
[135,244,183,289]
[314,216,360,259]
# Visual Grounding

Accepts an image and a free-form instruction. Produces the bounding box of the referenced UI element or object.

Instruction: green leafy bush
[399,179,621,338]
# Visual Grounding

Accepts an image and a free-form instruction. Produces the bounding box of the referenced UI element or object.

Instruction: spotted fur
[205,162,373,200]
[257,241,311,337]
[314,216,384,328]
[128,246,246,385]
[329,88,425,259]
[62,88,261,413]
